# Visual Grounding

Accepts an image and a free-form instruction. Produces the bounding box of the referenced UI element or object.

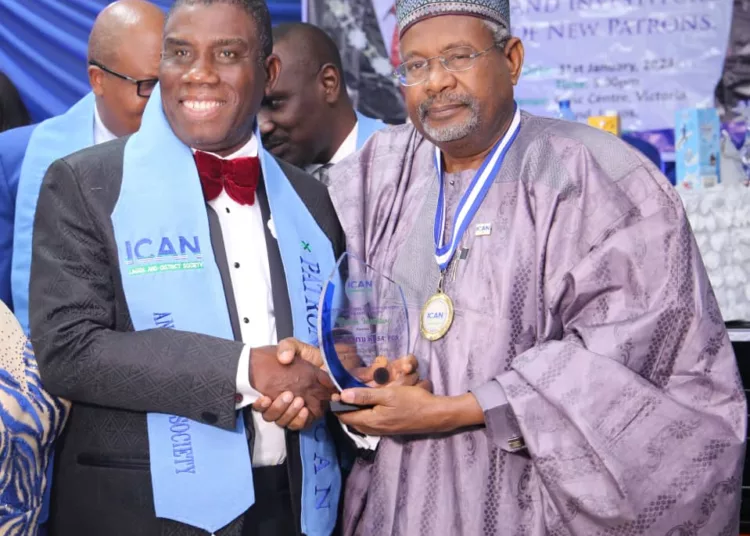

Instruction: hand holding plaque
[256,338,419,429]
[318,253,412,411]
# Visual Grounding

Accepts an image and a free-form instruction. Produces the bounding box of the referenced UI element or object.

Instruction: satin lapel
[206,204,241,342]
[256,179,294,340]
[257,175,300,530]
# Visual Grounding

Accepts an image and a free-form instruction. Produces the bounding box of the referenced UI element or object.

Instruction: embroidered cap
[396,0,510,37]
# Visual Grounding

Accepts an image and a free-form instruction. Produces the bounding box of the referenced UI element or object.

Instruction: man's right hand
[262,338,424,423]
[250,345,335,421]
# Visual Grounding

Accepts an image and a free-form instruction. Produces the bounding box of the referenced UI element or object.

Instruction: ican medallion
[420,291,454,341]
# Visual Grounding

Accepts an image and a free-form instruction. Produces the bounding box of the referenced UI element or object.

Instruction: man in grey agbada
[271,0,747,534]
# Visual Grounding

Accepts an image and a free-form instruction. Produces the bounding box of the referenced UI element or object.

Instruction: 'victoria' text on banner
[512,0,733,131]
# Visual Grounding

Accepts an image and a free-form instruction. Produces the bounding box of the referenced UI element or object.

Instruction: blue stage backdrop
[0,0,302,123]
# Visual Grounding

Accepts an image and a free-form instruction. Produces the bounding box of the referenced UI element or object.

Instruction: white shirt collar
[192,133,259,160]
[330,122,358,165]
[306,121,358,174]
[93,103,117,145]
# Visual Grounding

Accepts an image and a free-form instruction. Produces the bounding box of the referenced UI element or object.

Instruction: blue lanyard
[433,105,521,271]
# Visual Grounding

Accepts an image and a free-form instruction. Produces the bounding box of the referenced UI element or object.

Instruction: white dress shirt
[197,135,287,467]
[93,104,117,145]
[372,0,397,56]
[306,122,358,176]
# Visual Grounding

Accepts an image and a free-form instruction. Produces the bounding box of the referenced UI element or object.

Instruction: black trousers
[242,464,297,536]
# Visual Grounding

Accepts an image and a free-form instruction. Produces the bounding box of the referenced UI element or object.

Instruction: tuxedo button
[235,394,243,404]
[225,207,231,213]
[202,412,218,424]
[234,262,240,268]
[243,318,249,324]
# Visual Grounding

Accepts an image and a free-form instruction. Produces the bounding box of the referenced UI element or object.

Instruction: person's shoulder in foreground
[0,300,69,533]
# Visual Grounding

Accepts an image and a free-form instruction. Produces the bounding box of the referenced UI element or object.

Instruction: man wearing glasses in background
[1,0,163,331]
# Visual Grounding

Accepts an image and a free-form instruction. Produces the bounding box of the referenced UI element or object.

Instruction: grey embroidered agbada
[327,113,747,535]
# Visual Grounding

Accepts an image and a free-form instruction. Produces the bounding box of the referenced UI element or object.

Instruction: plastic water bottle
[739,127,750,186]
[558,100,576,122]
[738,101,750,186]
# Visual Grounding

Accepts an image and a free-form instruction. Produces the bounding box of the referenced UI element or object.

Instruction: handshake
[248,338,421,431]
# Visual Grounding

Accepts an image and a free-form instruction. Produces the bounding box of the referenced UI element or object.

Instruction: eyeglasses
[393,44,498,87]
[88,60,158,98]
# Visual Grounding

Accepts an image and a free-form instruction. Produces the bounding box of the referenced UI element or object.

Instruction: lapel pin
[475,223,492,236]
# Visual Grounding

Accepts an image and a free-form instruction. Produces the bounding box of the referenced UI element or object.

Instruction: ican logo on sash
[124,235,204,276]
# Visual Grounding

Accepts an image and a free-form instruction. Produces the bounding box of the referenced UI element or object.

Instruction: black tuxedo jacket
[29,137,346,536]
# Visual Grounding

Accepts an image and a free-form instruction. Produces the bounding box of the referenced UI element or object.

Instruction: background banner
[512,0,734,132]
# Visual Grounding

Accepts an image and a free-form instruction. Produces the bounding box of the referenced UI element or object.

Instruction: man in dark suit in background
[30,1,346,534]
[259,23,385,184]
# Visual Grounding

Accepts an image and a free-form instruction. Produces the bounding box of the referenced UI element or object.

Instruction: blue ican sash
[355,112,386,149]
[12,93,96,334]
[112,85,340,534]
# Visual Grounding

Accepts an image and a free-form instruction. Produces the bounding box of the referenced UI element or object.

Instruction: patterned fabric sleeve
[470,380,524,452]
[496,154,747,534]
[0,302,69,534]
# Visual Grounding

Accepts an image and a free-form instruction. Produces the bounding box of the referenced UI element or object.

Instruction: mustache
[261,134,289,150]
[417,93,474,120]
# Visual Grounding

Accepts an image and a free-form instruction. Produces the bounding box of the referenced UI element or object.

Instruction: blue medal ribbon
[433,105,521,271]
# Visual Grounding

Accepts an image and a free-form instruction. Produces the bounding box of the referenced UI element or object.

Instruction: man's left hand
[259,338,425,431]
[335,384,452,436]
[252,392,312,431]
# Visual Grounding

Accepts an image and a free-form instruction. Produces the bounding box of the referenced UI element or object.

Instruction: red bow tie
[194,151,260,205]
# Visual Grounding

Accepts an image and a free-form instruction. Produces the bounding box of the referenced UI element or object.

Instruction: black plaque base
[330,401,372,413]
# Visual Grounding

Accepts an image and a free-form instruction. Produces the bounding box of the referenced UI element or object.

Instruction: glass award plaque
[318,253,410,411]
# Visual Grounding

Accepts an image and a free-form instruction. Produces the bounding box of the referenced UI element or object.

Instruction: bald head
[87,0,164,137]
[88,0,164,65]
[272,23,344,77]
[259,23,356,168]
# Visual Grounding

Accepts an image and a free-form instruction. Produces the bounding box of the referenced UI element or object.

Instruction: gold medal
[420,272,454,341]
[420,291,454,341]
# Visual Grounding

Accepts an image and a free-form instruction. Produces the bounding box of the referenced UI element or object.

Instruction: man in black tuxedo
[30,1,344,535]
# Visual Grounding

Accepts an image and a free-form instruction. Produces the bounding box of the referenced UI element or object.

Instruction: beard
[416,93,480,142]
